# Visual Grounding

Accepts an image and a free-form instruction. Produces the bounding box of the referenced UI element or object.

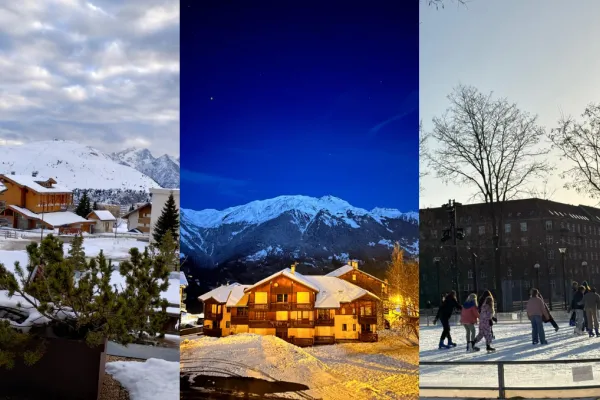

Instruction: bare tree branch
[424,0,468,10]
[550,104,600,199]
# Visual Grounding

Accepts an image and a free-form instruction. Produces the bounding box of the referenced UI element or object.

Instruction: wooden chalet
[0,173,94,233]
[122,203,151,233]
[86,210,116,233]
[198,263,381,346]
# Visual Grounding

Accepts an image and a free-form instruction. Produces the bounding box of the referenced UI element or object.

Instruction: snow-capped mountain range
[111,148,179,189]
[181,195,418,290]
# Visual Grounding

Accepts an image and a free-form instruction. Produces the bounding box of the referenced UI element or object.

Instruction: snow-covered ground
[106,358,178,400]
[63,237,148,259]
[420,323,600,392]
[181,330,418,400]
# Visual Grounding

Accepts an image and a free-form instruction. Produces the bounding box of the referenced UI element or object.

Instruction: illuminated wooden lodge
[199,263,381,346]
[0,173,94,233]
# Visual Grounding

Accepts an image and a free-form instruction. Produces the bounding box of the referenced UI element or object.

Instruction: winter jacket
[583,292,600,311]
[542,302,553,323]
[571,291,584,310]
[478,303,493,327]
[478,295,495,313]
[436,296,461,320]
[460,300,479,325]
[526,296,550,320]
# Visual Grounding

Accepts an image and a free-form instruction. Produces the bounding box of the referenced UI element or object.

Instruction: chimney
[32,171,38,177]
[351,260,358,269]
[291,262,297,274]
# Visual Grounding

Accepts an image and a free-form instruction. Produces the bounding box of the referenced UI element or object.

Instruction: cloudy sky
[0,0,179,157]
[420,0,600,208]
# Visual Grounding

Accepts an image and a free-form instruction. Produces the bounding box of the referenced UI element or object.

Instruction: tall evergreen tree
[152,193,179,245]
[75,191,92,218]
[92,201,99,210]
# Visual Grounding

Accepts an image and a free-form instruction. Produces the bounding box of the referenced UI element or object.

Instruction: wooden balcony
[358,315,377,325]
[204,313,223,321]
[248,303,269,310]
[358,332,378,342]
[290,319,314,328]
[203,327,222,337]
[248,320,271,328]
[314,336,335,345]
[231,315,249,325]
[138,217,150,225]
[315,318,335,326]
[292,303,313,310]
[271,320,290,328]
[271,302,291,311]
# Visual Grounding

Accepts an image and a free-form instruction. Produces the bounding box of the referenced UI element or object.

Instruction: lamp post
[534,262,540,289]
[582,260,588,283]
[559,247,567,310]
[433,257,441,306]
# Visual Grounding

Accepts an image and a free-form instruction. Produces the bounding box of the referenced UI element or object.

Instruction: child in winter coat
[460,293,480,352]
[473,296,497,352]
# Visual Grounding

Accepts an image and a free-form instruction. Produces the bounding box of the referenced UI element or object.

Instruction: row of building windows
[429,220,600,238]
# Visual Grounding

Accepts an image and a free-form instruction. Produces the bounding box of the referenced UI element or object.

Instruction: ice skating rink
[420,322,600,396]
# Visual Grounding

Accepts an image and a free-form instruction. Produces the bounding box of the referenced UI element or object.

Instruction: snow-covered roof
[199,283,242,303]
[302,275,380,308]
[180,271,188,286]
[122,203,151,218]
[88,210,116,221]
[243,268,321,293]
[8,205,91,227]
[0,174,70,193]
[226,284,251,307]
[325,264,386,284]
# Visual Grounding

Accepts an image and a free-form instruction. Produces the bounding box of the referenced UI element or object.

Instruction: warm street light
[559,248,567,310]
[534,262,540,289]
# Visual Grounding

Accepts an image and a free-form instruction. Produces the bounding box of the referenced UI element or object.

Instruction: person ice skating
[583,287,600,337]
[570,281,579,327]
[527,288,549,345]
[582,281,592,331]
[460,293,480,352]
[571,286,586,335]
[478,290,496,339]
[472,296,496,352]
[537,288,559,332]
[433,291,462,349]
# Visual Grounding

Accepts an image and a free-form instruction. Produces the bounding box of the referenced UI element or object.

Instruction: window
[353,324,356,331]
[226,321,231,328]
[237,307,248,316]
[276,293,289,303]
[546,220,553,230]
[521,237,528,246]
[481,270,486,278]
[468,269,473,278]
[550,267,555,275]
[546,235,553,245]
[505,223,511,233]
[352,274,356,281]
[550,279,556,289]
[479,226,485,235]
[431,229,438,239]
[584,225,588,234]
[465,227,472,236]
[548,249,554,259]
[255,311,267,320]
[342,324,347,331]
[360,305,373,316]
[276,311,288,321]
[520,222,527,232]
[255,292,268,304]
[296,292,310,304]
[504,238,512,247]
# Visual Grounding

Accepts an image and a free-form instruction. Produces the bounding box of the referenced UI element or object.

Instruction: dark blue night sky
[181,1,419,212]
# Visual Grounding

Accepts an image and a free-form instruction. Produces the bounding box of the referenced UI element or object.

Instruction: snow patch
[106,358,178,400]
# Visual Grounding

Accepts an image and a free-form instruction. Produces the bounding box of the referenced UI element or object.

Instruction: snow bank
[106,358,178,400]
[64,237,147,259]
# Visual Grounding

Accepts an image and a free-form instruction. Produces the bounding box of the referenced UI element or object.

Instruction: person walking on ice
[460,293,480,352]
[433,291,462,349]
[571,285,586,335]
[472,296,496,353]
[583,287,600,337]
[527,288,549,345]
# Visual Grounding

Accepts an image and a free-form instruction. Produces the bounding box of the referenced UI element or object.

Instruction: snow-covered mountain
[0,140,159,190]
[111,148,179,189]
[181,195,418,292]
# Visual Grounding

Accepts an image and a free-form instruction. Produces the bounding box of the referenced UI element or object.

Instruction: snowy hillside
[111,147,179,189]
[0,140,160,192]
[180,195,418,297]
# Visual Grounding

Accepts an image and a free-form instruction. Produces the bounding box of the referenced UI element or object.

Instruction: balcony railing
[248,303,269,310]
[358,332,378,342]
[230,315,249,325]
[271,302,291,311]
[293,303,313,310]
[204,313,223,321]
[203,327,222,337]
[248,302,314,311]
[248,320,271,328]
[358,315,377,325]
[315,318,335,326]
[271,320,290,328]
[290,319,314,328]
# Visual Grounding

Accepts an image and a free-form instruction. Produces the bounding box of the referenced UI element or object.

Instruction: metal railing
[420,310,575,326]
[420,359,600,399]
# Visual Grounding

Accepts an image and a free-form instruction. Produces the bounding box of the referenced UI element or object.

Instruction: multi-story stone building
[420,198,600,311]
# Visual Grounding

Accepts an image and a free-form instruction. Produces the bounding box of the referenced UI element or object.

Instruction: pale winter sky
[420,0,600,209]
[0,0,179,157]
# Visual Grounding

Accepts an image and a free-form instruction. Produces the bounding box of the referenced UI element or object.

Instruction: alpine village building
[198,261,388,346]
[0,173,94,233]
[420,198,600,311]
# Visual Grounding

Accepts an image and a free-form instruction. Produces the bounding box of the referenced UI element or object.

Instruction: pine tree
[93,201,98,210]
[75,191,92,218]
[152,193,179,245]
